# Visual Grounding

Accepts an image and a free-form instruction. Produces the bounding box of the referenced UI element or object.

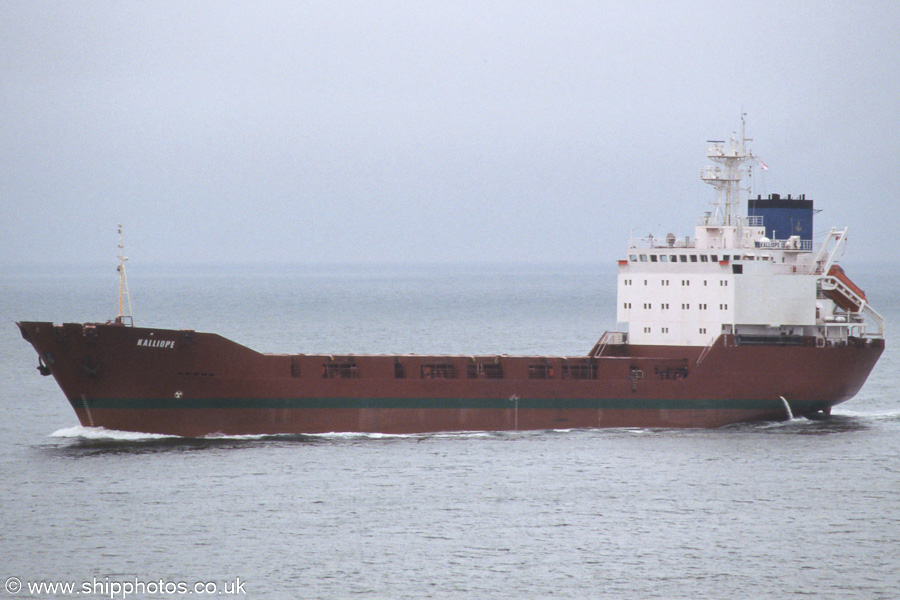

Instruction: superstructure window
[711,254,718,262]
[690,255,698,263]
[680,255,687,262]
[700,255,709,262]
[650,255,658,262]
[640,255,648,262]
[394,361,406,379]
[630,255,638,262]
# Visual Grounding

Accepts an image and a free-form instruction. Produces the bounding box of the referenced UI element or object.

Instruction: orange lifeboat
[825,265,867,311]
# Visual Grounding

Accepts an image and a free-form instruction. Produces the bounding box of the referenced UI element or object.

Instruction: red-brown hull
[18,321,884,436]
[69,407,793,437]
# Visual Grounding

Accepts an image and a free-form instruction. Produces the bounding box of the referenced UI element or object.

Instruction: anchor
[37,355,51,376]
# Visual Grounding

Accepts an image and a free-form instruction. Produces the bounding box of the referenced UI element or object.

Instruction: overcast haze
[2,1,898,267]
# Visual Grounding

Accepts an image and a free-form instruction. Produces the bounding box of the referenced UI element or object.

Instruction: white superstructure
[616,120,883,348]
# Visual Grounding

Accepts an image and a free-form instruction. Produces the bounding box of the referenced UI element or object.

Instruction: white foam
[307,431,434,440]
[49,425,179,441]
[832,408,900,420]
[202,432,277,441]
[305,430,526,440]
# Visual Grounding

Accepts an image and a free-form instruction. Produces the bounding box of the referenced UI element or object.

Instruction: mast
[700,114,756,229]
[116,224,133,325]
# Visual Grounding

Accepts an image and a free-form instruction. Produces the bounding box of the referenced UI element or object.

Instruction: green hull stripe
[79,397,793,411]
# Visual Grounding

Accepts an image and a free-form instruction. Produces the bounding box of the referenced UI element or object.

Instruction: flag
[759,161,769,170]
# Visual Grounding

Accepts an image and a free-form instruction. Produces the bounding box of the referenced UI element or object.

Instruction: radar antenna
[700,113,757,228]
[116,224,133,325]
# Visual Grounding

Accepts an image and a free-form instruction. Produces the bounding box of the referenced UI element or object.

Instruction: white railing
[628,236,694,250]
[589,331,627,357]
[696,214,764,227]
[755,239,813,251]
[821,276,885,337]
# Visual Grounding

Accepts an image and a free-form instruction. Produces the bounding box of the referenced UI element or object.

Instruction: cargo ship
[18,122,885,436]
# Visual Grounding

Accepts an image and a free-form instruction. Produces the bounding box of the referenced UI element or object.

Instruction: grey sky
[2,1,898,266]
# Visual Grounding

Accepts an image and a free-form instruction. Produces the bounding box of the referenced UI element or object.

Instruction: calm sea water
[1,262,897,600]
